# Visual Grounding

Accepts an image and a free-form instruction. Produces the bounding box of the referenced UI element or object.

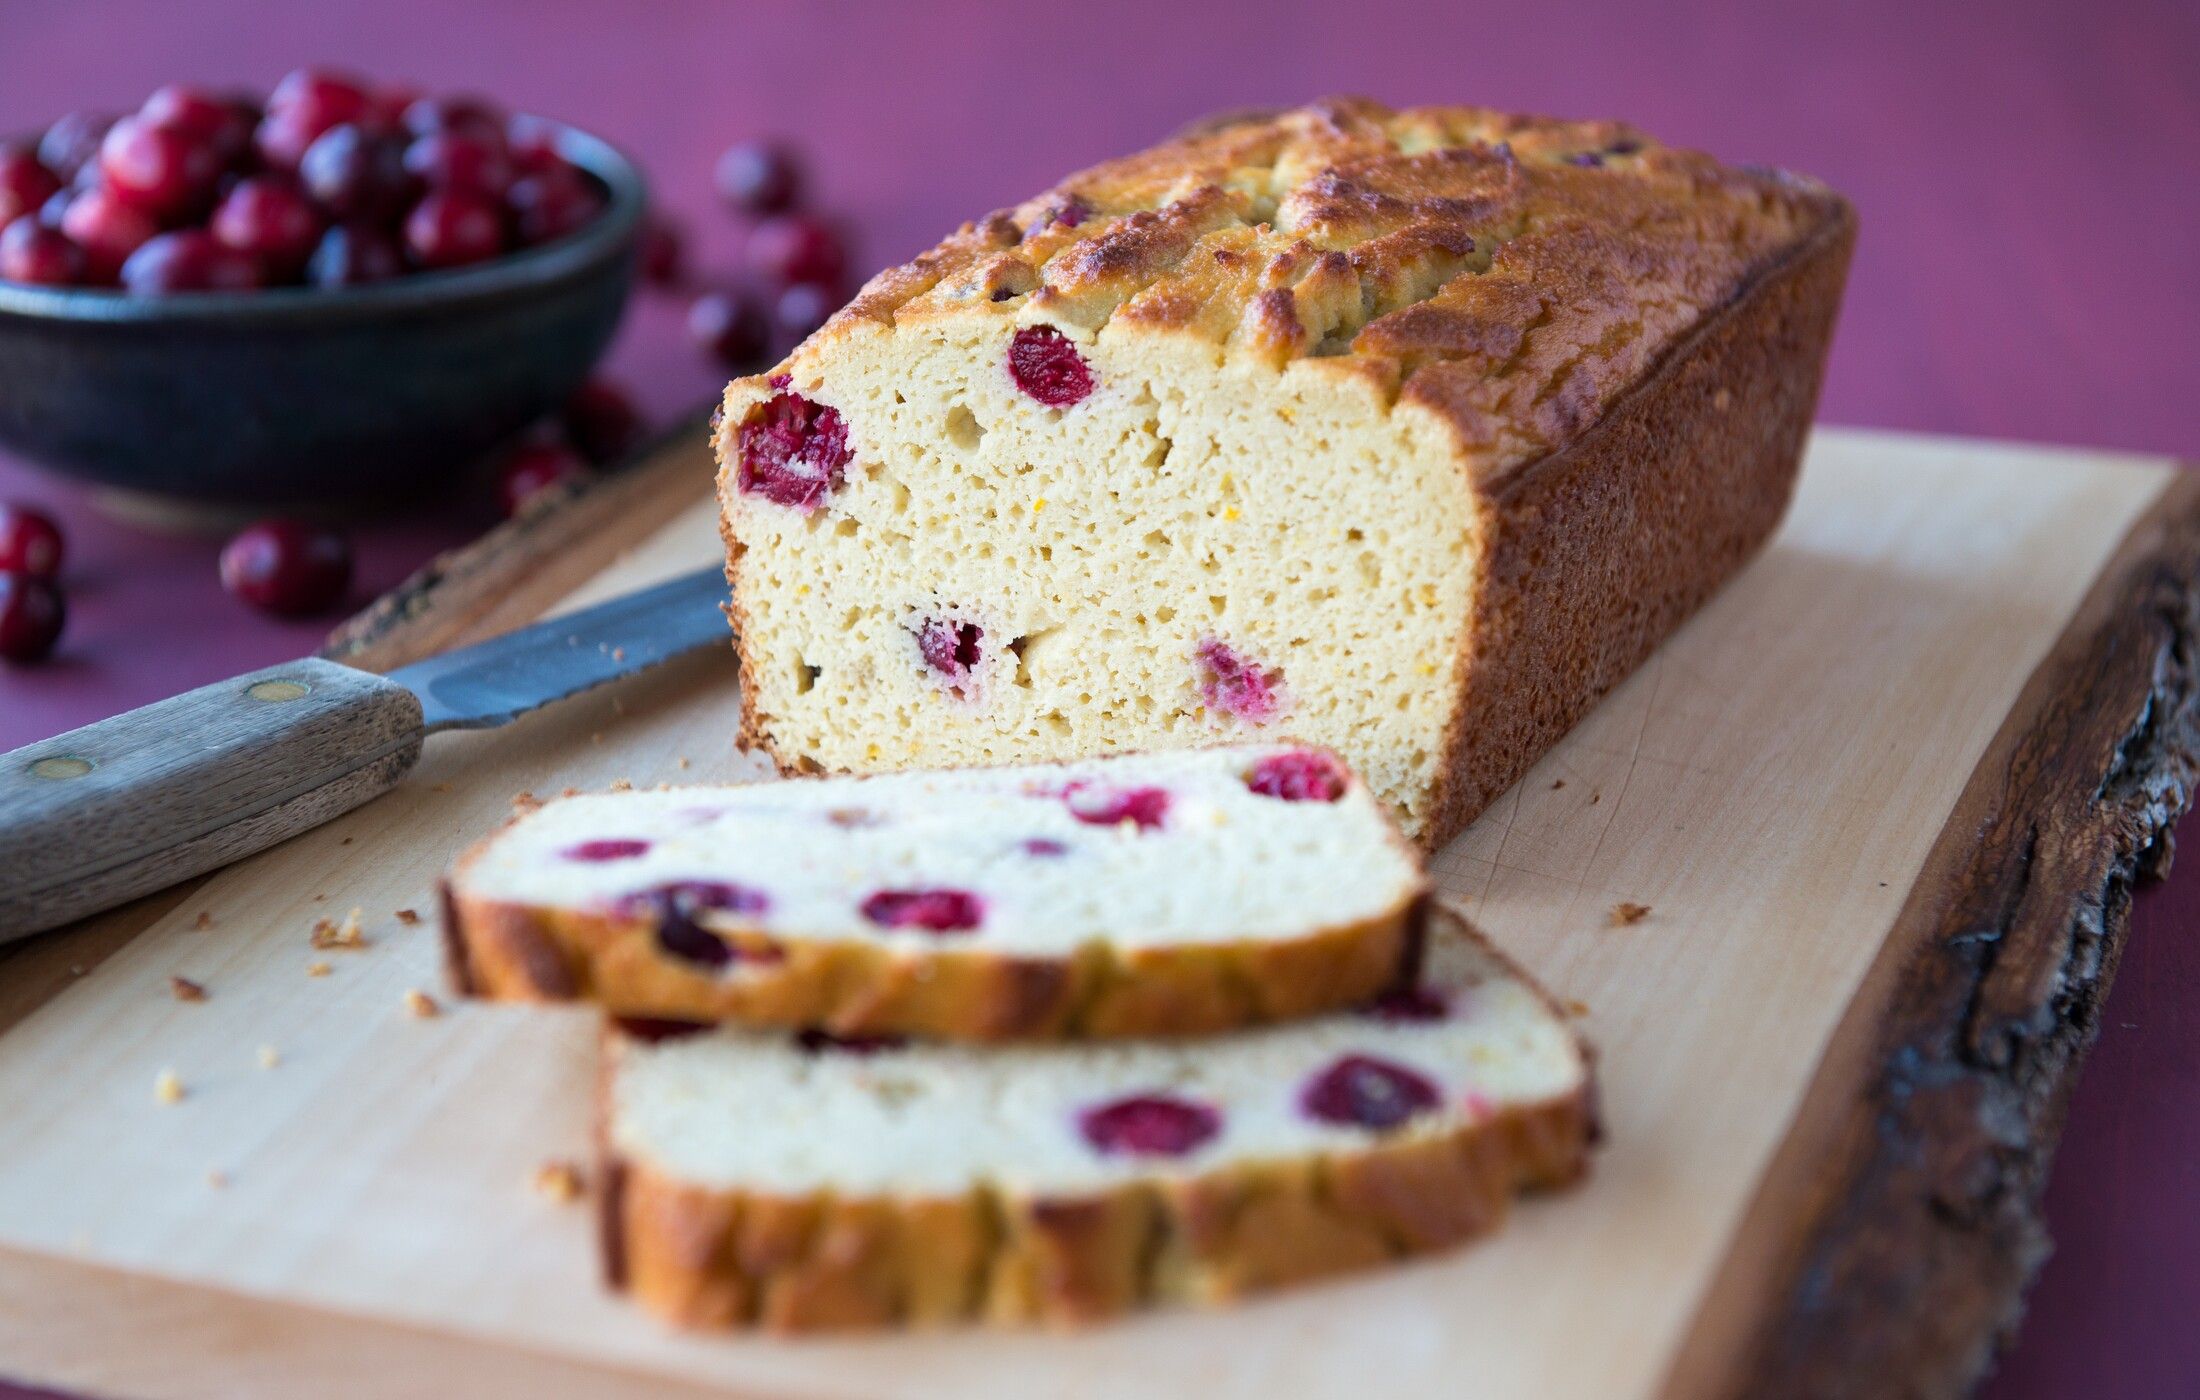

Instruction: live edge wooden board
[0,426,2192,1400]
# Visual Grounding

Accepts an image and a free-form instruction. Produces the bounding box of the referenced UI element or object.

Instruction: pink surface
[0,2,2195,1395]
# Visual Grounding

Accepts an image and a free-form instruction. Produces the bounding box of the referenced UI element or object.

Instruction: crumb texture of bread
[715,97,1854,844]
[445,744,1427,1039]
[602,904,1594,1330]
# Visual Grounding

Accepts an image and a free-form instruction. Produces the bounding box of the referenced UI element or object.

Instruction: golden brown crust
[447,890,1419,1042]
[599,908,1595,1331]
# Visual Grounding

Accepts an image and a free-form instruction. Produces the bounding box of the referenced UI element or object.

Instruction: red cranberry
[639,212,684,285]
[403,188,506,269]
[562,379,642,464]
[1197,638,1281,722]
[1079,1094,1221,1157]
[267,68,372,133]
[1246,749,1350,802]
[121,230,261,295]
[773,279,841,343]
[299,124,413,222]
[496,440,588,516]
[98,116,222,220]
[859,888,984,934]
[400,95,506,143]
[1064,784,1170,830]
[1300,1055,1441,1130]
[0,572,64,664]
[58,188,158,284]
[715,140,803,215]
[363,83,420,134]
[141,85,253,166]
[916,617,983,683]
[745,213,845,287]
[0,504,64,578]
[615,881,772,970]
[795,1029,908,1055]
[0,217,82,286]
[218,519,352,617]
[0,146,60,228]
[402,131,512,198]
[688,289,771,369]
[614,1016,712,1044]
[1008,326,1095,407]
[1363,987,1450,1022]
[563,838,651,862]
[304,223,404,287]
[507,165,602,245]
[503,114,565,174]
[210,177,324,280]
[734,391,850,512]
[37,113,114,184]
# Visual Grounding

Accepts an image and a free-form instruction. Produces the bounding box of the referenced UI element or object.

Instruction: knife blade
[0,565,732,942]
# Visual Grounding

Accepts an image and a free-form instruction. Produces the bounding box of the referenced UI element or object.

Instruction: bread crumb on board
[257,1045,281,1069]
[404,989,441,1019]
[154,1069,185,1105]
[1609,901,1652,927]
[193,911,214,931]
[168,976,207,1003]
[306,962,333,979]
[532,1160,585,1203]
[206,1169,229,1190]
[311,907,370,950]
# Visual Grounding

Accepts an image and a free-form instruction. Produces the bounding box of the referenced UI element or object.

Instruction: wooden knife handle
[0,657,424,943]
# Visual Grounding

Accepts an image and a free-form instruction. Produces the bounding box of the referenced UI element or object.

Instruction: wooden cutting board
[0,426,2193,1400]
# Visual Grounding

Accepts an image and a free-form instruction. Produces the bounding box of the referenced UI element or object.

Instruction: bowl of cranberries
[0,70,644,512]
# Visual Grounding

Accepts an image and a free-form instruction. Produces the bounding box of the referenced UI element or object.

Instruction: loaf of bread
[713,97,1853,847]
[443,744,1426,1039]
[599,902,1594,1331]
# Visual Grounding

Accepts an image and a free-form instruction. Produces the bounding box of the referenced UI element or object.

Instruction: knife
[0,566,731,943]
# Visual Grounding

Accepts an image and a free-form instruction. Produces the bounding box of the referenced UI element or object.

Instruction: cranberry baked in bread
[443,744,1425,1039]
[714,97,1854,846]
[600,902,1594,1330]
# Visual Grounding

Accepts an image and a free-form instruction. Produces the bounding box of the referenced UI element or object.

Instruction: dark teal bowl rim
[0,121,646,325]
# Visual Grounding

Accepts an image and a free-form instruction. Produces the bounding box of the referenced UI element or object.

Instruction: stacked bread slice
[443,744,1595,1330]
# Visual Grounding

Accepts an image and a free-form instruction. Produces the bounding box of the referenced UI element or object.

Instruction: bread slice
[712,96,1854,847]
[599,902,1594,1331]
[444,744,1426,1040]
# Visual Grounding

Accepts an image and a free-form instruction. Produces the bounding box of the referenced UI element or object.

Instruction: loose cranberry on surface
[773,279,841,343]
[121,230,262,295]
[688,289,772,370]
[562,378,642,464]
[859,888,985,934]
[734,390,850,511]
[1196,638,1281,723]
[0,572,64,664]
[1246,749,1351,802]
[0,217,82,286]
[218,518,352,617]
[1079,1094,1222,1158]
[745,213,846,287]
[210,177,324,280]
[1300,1055,1441,1131]
[507,165,602,245]
[1064,784,1170,831]
[299,124,413,222]
[57,188,158,284]
[138,118,216,184]
[37,113,114,184]
[715,139,803,215]
[402,187,506,269]
[0,146,61,227]
[1007,325,1095,407]
[140,85,254,166]
[563,838,651,862]
[496,440,588,516]
[401,130,513,199]
[0,505,64,578]
[304,223,404,287]
[639,212,684,285]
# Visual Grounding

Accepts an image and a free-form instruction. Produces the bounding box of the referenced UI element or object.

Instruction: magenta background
[1,1,2195,1394]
